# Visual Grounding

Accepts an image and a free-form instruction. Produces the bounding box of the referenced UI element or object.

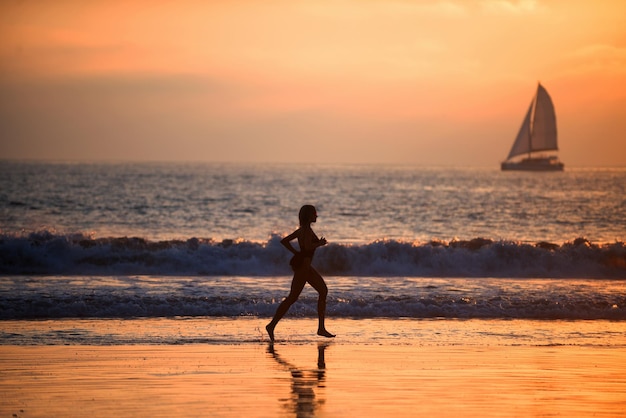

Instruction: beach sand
[2,318,625,417]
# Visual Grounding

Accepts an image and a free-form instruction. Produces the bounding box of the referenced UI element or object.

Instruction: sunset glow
[1,0,625,165]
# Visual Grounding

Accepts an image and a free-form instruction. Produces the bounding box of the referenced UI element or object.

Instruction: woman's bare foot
[317,329,335,338]
[266,324,275,342]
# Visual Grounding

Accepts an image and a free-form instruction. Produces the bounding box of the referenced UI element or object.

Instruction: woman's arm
[301,227,327,252]
[280,229,301,255]
[314,233,328,248]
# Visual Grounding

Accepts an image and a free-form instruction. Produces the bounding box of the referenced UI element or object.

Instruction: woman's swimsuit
[289,249,315,271]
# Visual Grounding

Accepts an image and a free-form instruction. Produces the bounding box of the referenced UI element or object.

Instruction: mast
[528,83,539,160]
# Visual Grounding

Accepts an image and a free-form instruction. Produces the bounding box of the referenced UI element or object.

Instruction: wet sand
[1,318,626,417]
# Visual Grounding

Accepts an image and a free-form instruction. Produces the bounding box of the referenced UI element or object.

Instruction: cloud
[570,44,626,62]
[480,0,539,14]
[390,1,468,17]
[562,44,626,76]
[301,0,468,19]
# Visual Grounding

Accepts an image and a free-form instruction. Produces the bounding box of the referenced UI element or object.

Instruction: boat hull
[501,157,564,171]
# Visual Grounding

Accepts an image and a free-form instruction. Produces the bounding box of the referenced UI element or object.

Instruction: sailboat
[501,83,564,171]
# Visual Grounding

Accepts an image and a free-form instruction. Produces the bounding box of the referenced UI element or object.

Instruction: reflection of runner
[266,205,335,342]
[267,342,329,417]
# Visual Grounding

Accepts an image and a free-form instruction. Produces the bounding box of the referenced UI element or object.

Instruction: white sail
[505,83,558,160]
[530,84,558,152]
[506,100,533,160]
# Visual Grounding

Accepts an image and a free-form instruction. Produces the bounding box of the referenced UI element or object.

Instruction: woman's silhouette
[266,205,335,342]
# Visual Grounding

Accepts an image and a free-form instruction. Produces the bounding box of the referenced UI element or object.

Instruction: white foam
[1,232,624,279]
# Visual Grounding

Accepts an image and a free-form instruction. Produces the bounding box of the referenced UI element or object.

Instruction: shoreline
[2,317,626,346]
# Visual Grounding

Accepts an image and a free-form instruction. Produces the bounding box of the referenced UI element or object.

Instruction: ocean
[2,161,626,417]
[1,161,625,342]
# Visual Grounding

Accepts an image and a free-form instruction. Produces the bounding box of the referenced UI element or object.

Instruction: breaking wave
[1,231,625,278]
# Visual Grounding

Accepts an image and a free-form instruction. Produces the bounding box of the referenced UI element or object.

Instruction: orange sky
[1,0,625,166]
